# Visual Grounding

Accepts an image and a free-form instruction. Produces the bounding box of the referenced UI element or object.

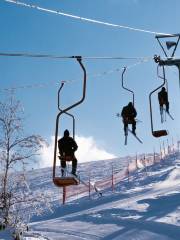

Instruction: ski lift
[156,65,174,123]
[154,33,180,88]
[149,65,168,138]
[53,56,86,187]
[121,67,142,145]
[55,81,76,188]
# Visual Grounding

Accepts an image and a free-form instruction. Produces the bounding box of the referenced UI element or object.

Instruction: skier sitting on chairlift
[121,102,137,135]
[158,87,169,113]
[58,129,78,177]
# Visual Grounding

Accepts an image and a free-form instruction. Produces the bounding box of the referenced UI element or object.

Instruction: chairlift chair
[53,56,86,187]
[121,67,142,144]
[56,81,77,187]
[149,65,168,138]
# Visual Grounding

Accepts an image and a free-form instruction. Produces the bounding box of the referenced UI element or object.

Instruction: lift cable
[0,58,150,92]
[3,0,172,36]
[0,52,152,60]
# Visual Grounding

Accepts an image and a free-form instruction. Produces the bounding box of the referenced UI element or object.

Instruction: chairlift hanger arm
[157,63,168,91]
[58,82,75,139]
[149,65,166,102]
[58,82,65,111]
[57,56,86,115]
[121,67,135,105]
[58,56,86,114]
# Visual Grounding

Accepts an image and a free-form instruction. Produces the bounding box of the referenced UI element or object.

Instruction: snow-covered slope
[1,153,180,240]
[25,156,131,204]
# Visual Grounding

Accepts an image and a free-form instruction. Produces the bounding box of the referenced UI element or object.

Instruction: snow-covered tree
[0,94,51,232]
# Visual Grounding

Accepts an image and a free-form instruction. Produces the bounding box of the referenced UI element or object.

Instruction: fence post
[163,141,166,157]
[172,137,175,154]
[153,148,156,163]
[88,173,91,198]
[135,153,138,169]
[127,162,129,183]
[178,140,180,153]
[111,164,114,192]
[144,155,148,176]
[62,186,66,205]
[160,143,162,160]
[167,139,170,154]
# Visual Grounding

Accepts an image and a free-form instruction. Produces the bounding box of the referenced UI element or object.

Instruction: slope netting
[64,142,179,202]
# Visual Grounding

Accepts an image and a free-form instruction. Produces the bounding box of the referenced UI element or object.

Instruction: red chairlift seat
[54,155,80,187]
[59,156,75,161]
[53,176,79,187]
[152,130,168,138]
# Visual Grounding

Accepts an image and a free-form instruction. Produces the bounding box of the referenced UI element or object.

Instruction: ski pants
[60,156,77,175]
[123,118,136,134]
[160,101,169,113]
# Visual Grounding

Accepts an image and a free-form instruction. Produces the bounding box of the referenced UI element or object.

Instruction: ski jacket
[58,136,78,157]
[121,105,137,121]
[158,90,168,105]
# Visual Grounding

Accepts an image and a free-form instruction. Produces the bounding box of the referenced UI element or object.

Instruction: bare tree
[0,94,50,229]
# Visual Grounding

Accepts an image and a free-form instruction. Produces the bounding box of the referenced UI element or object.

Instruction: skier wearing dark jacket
[158,87,169,113]
[58,129,78,176]
[121,102,137,135]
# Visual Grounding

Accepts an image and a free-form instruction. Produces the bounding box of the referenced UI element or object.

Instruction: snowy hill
[1,152,180,240]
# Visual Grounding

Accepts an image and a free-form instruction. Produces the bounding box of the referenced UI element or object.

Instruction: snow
[1,153,180,240]
[0,228,14,240]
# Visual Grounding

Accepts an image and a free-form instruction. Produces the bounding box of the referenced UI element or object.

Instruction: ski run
[1,152,180,240]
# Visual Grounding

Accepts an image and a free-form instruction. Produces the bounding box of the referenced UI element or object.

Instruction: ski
[166,111,174,120]
[162,108,174,120]
[128,129,143,144]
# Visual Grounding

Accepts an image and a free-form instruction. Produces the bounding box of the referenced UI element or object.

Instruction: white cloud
[75,135,116,162]
[39,135,116,168]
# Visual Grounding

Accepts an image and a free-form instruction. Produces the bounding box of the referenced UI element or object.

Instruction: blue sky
[1,0,180,166]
